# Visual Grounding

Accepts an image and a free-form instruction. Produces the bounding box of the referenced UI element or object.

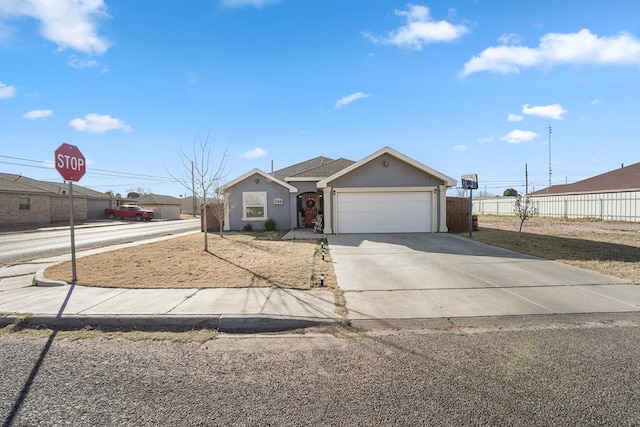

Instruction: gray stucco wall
[326,153,444,188]
[227,173,293,230]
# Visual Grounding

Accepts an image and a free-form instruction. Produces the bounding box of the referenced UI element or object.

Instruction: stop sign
[55,143,86,182]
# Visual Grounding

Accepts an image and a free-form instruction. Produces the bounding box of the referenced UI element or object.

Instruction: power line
[0,154,173,181]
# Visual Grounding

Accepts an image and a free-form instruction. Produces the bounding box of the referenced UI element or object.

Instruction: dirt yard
[45,217,639,289]
[472,215,640,284]
[45,231,337,290]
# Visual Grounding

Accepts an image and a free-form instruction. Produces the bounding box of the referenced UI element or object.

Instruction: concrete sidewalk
[0,232,340,333]
[2,231,639,332]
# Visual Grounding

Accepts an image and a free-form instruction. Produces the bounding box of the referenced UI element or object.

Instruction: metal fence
[473,191,640,222]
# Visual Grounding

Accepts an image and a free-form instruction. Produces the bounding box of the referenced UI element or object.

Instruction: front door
[303,194,318,227]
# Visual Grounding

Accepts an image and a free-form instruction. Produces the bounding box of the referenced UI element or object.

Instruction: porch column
[438,185,448,232]
[322,187,332,234]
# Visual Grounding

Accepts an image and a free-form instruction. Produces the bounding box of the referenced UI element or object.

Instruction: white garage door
[336,191,432,233]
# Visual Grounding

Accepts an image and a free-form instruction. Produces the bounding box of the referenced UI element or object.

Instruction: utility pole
[525,163,528,195]
[548,124,552,187]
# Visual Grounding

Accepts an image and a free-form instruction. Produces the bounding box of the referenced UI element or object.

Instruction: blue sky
[1,0,639,197]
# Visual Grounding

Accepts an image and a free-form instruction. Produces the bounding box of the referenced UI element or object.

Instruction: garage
[336,190,432,233]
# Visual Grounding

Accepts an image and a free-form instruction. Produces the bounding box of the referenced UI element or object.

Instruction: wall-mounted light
[383,160,389,166]
[254,178,260,184]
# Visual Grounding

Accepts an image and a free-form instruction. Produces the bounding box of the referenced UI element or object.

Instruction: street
[1,318,640,426]
[0,219,201,266]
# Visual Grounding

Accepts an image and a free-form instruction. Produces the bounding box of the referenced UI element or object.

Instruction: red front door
[303,194,318,227]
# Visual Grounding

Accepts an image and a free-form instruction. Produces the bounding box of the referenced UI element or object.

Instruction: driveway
[328,233,640,322]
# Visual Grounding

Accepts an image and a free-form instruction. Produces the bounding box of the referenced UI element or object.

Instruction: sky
[1,0,639,198]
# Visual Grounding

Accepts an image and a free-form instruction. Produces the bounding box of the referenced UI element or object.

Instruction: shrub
[242,223,253,232]
[264,218,276,231]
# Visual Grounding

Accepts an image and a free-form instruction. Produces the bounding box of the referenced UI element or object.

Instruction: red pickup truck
[104,205,154,221]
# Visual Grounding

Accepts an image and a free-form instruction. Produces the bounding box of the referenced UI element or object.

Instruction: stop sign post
[54,143,86,283]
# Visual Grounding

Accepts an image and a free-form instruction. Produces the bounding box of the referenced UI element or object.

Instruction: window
[19,198,30,210]
[243,192,266,220]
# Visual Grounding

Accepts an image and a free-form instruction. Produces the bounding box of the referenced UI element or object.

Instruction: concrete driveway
[328,233,640,323]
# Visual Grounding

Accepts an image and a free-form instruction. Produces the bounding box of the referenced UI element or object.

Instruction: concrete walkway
[0,232,339,333]
[328,233,640,327]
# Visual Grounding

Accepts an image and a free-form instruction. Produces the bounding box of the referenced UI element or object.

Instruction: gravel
[2,319,640,426]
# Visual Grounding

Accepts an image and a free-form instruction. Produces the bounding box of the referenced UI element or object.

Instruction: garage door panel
[337,191,431,233]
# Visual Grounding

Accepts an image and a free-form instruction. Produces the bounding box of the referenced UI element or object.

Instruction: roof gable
[531,161,640,195]
[317,147,457,188]
[224,168,297,192]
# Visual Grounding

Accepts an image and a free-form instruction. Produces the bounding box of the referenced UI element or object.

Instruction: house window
[243,191,267,220]
[19,197,30,210]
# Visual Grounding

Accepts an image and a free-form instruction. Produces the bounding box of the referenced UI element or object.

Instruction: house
[138,194,183,220]
[0,172,111,225]
[474,162,640,222]
[222,147,457,234]
[530,162,640,196]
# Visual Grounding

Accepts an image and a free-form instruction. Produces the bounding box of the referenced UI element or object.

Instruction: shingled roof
[139,194,182,205]
[0,173,107,198]
[530,162,640,196]
[270,156,354,181]
[270,156,335,181]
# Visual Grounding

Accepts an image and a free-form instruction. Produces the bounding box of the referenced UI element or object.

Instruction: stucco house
[223,147,456,234]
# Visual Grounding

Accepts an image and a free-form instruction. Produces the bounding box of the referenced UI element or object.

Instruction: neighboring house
[530,162,640,196]
[223,147,457,233]
[0,173,111,225]
[138,194,183,220]
[474,162,640,222]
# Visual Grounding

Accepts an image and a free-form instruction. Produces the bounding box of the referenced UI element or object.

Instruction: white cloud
[68,56,105,70]
[241,147,267,159]
[522,103,567,120]
[335,92,371,109]
[507,113,523,122]
[500,129,538,144]
[0,0,110,55]
[591,98,603,105]
[364,4,468,50]
[460,29,640,77]
[220,0,280,8]
[0,81,16,98]
[453,145,467,152]
[498,33,522,45]
[23,109,52,119]
[69,113,132,133]
[477,136,494,143]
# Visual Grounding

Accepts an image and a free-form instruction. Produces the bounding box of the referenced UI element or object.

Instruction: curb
[34,267,67,287]
[0,314,341,334]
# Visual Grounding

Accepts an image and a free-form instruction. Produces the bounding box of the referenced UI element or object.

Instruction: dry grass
[45,231,337,290]
[471,215,640,284]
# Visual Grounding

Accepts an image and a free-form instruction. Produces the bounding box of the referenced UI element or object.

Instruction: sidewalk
[0,233,341,333]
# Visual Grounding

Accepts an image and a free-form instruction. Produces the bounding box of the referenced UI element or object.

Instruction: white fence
[473,191,640,222]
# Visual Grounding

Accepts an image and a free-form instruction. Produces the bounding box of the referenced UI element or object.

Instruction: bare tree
[125,187,152,198]
[514,194,538,233]
[208,187,233,237]
[168,133,228,251]
[455,187,468,198]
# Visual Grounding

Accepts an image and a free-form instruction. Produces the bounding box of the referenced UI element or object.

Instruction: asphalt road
[0,219,200,266]
[2,317,640,426]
